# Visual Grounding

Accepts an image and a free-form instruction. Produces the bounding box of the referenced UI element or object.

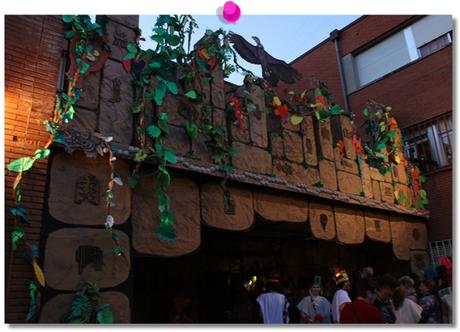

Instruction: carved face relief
[108,77,122,103]
[223,191,236,215]
[112,29,128,49]
[74,174,100,205]
[75,245,104,274]
[276,162,293,176]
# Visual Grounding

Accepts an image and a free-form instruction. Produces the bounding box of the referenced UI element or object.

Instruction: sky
[138,15,360,84]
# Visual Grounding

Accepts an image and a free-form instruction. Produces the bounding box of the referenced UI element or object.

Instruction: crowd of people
[227,258,452,324]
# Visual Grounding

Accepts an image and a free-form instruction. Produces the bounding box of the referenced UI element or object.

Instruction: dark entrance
[132,219,409,323]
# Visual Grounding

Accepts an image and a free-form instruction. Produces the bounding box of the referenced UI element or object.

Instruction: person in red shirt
[340,278,385,324]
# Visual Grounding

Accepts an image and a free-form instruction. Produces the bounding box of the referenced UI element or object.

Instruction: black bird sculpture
[229,32,302,87]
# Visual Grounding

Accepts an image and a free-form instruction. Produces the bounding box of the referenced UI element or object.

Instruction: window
[403,113,452,173]
[344,15,452,91]
[429,239,452,267]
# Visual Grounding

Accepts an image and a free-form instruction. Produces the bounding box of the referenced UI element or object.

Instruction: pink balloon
[223,1,241,23]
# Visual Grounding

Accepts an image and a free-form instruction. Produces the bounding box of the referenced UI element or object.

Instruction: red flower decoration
[352,135,364,154]
[274,104,289,119]
[230,97,244,129]
[316,95,327,109]
[336,139,345,160]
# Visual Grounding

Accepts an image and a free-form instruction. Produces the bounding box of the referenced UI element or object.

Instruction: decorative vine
[65,282,113,324]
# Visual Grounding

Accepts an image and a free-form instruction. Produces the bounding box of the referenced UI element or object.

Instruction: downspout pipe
[330,29,351,115]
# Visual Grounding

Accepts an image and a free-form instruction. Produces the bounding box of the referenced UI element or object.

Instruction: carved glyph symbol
[374,219,381,232]
[74,174,100,205]
[75,245,104,274]
[112,29,128,49]
[223,190,236,215]
[320,213,328,231]
[108,77,122,103]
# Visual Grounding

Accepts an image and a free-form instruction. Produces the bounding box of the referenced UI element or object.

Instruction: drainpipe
[329,29,351,115]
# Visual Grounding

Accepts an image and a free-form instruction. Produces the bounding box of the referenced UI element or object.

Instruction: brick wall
[5,15,64,323]
[423,168,453,241]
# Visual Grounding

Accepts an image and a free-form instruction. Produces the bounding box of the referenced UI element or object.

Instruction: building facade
[5,15,440,323]
[278,15,453,266]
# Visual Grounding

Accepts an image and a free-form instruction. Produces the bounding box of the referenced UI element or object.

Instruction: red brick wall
[339,15,415,55]
[349,46,452,128]
[5,15,64,323]
[423,168,453,241]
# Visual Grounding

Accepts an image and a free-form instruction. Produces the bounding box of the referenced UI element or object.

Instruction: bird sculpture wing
[229,32,302,86]
[228,32,261,64]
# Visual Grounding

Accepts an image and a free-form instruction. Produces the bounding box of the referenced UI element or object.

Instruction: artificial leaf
[25,280,38,321]
[146,125,161,138]
[185,120,198,140]
[163,148,177,164]
[363,108,369,117]
[62,15,74,23]
[34,149,50,160]
[131,100,144,114]
[32,259,46,287]
[376,142,386,152]
[12,227,24,251]
[290,114,304,125]
[272,96,282,107]
[153,86,167,106]
[7,157,36,173]
[113,246,123,256]
[184,90,197,100]
[166,81,178,95]
[97,304,113,324]
[330,104,343,115]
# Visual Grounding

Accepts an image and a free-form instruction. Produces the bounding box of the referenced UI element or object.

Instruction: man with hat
[297,276,332,323]
[256,272,290,324]
[331,270,352,323]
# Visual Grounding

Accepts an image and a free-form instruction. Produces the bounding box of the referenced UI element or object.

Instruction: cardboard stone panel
[380,182,395,203]
[213,107,227,128]
[202,182,254,231]
[372,180,382,201]
[339,115,357,160]
[270,133,284,158]
[318,118,334,160]
[309,201,336,241]
[254,191,308,222]
[39,291,130,323]
[370,167,385,181]
[249,110,268,148]
[337,171,362,195]
[105,15,139,29]
[230,113,250,143]
[364,210,391,243]
[334,206,365,244]
[273,159,320,186]
[212,82,226,110]
[99,59,133,146]
[163,125,191,157]
[334,147,359,174]
[132,174,200,256]
[49,151,131,225]
[162,94,185,126]
[390,216,410,260]
[394,183,413,208]
[392,162,409,185]
[302,116,318,166]
[104,19,137,61]
[67,107,97,135]
[284,130,304,163]
[232,142,272,175]
[407,221,428,250]
[319,159,337,191]
[192,133,213,163]
[75,71,100,110]
[362,178,373,199]
[410,250,431,273]
[44,228,130,290]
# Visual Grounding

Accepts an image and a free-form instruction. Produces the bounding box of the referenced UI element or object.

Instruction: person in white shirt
[256,273,289,324]
[331,270,352,323]
[393,285,422,324]
[297,276,332,323]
